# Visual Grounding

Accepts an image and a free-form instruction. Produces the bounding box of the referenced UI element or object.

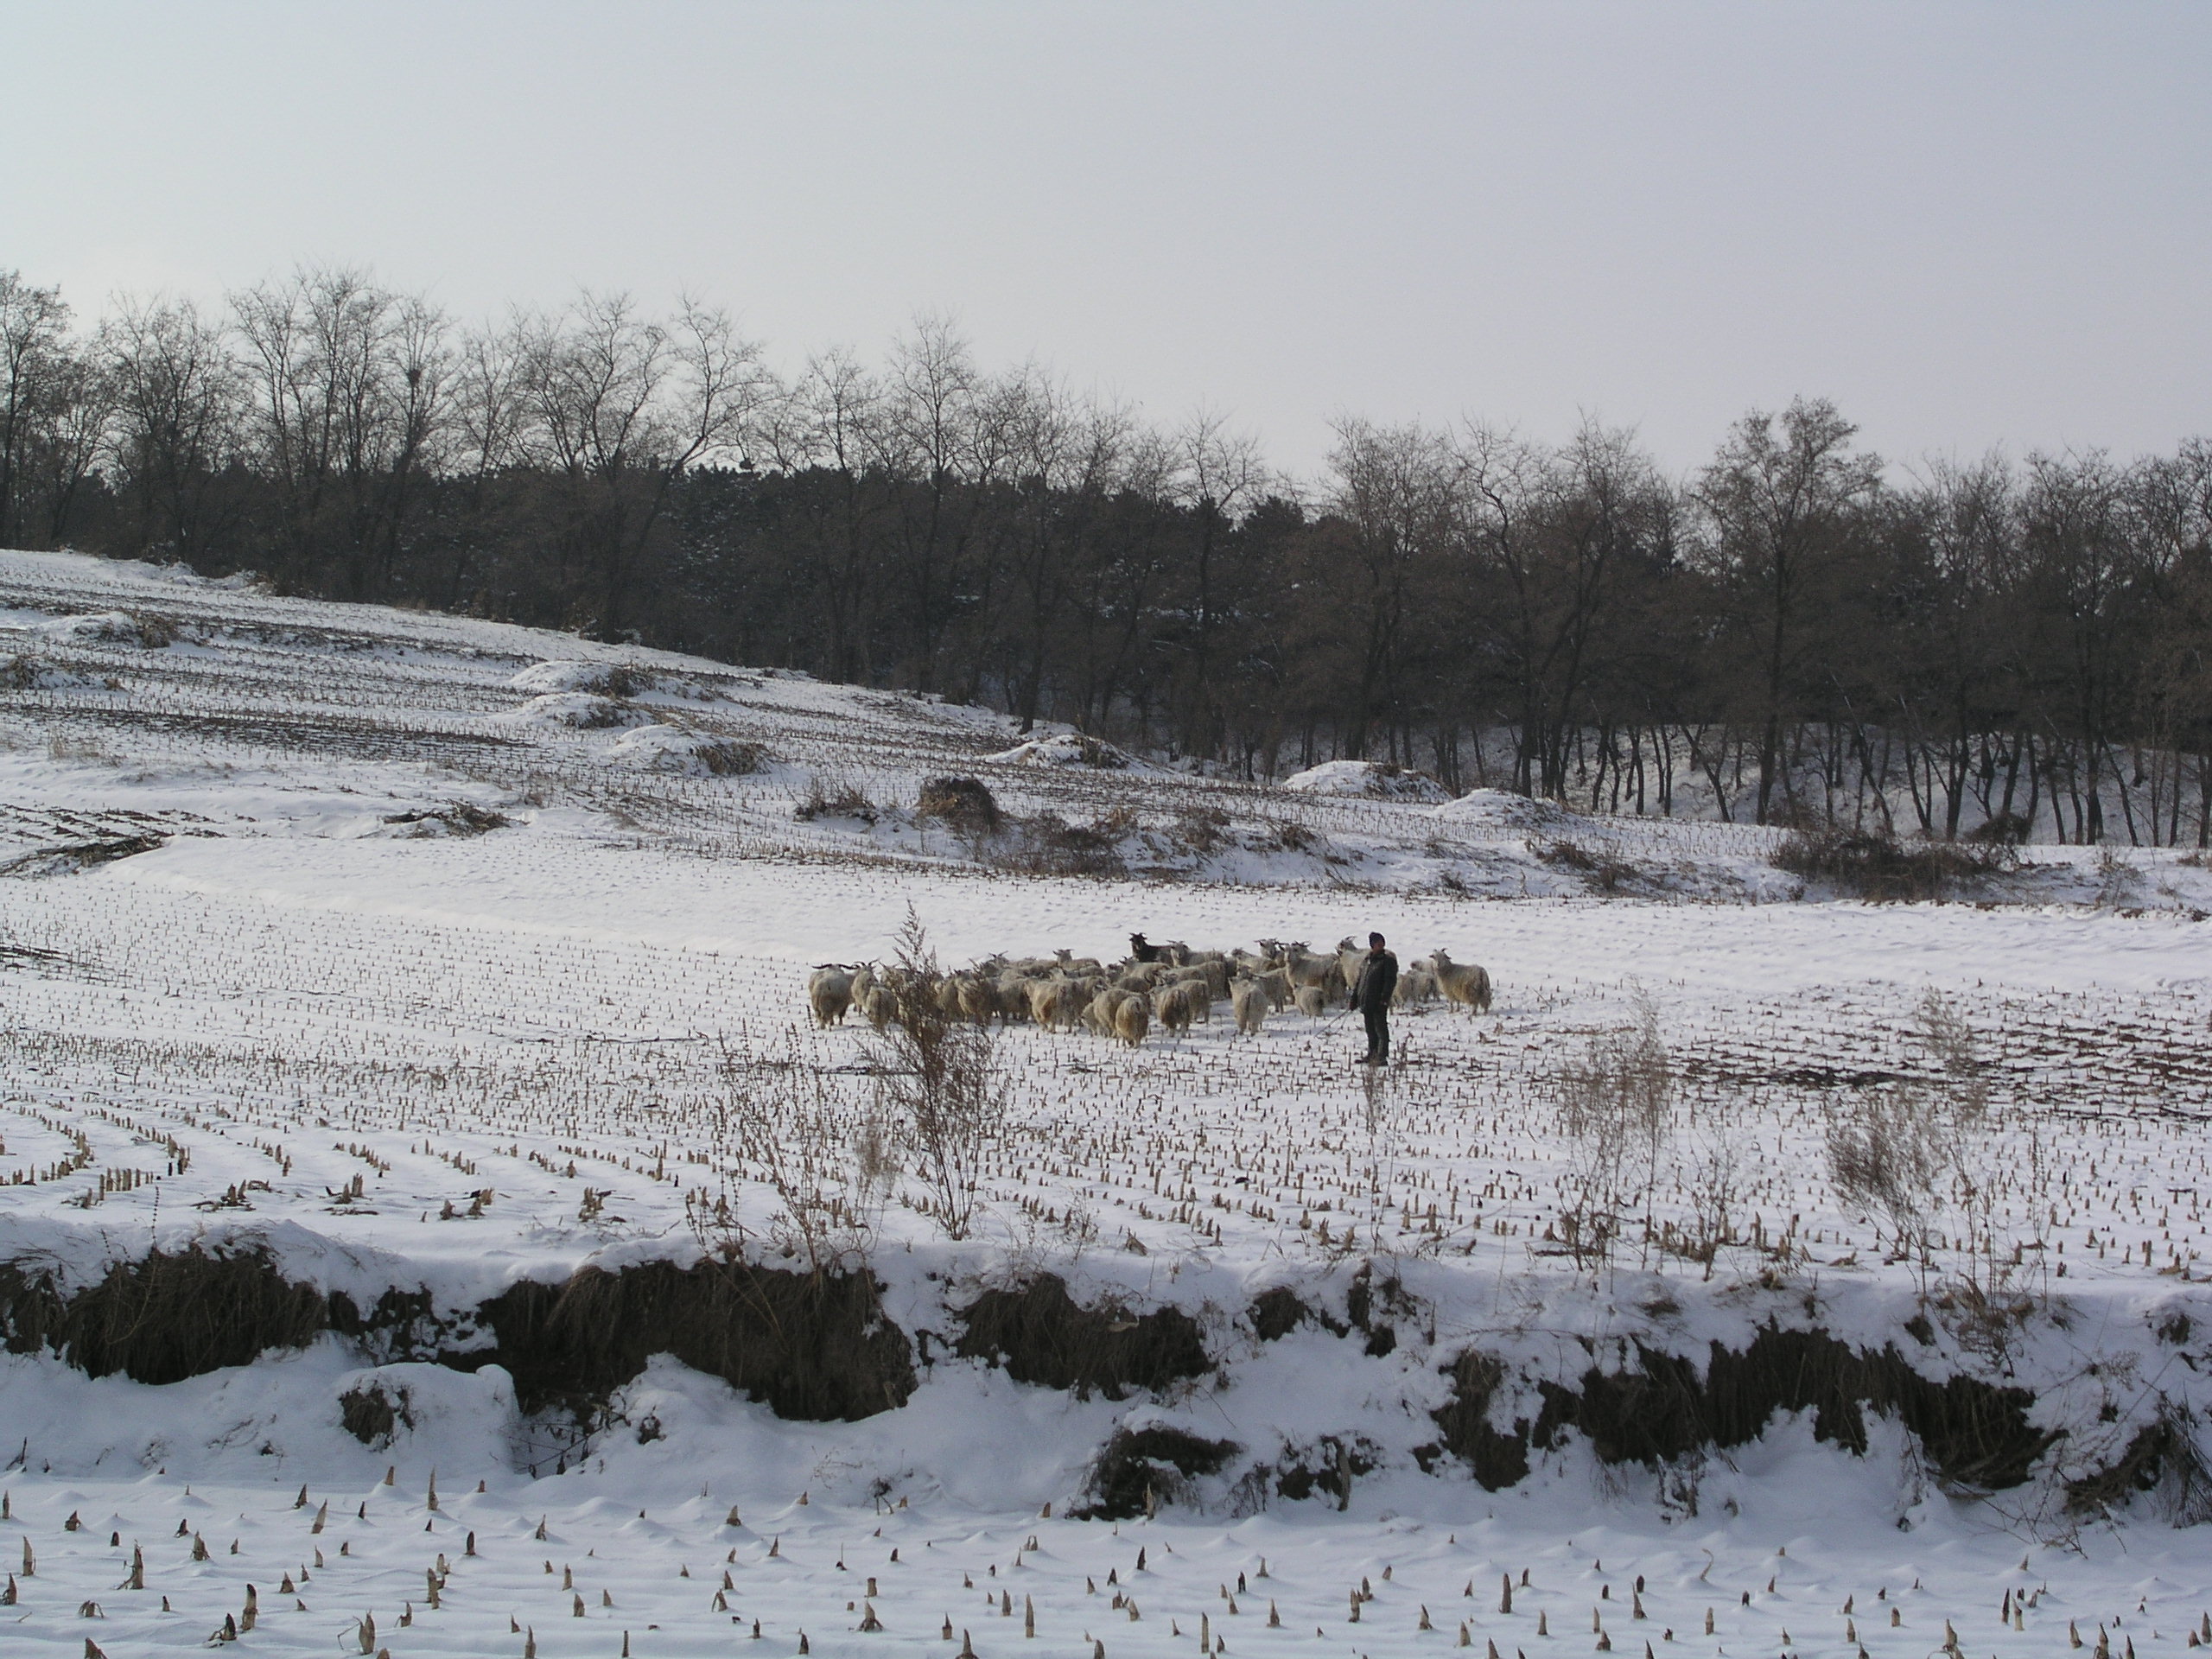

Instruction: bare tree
[868,314,1014,692]
[231,266,453,597]
[1319,417,1459,763]
[520,290,769,636]
[102,296,245,563]
[1696,397,1884,823]
[1171,407,1268,755]
[760,346,887,683]
[0,271,110,548]
[437,314,534,607]
[0,271,77,546]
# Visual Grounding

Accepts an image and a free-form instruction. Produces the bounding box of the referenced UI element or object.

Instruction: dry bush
[0,1246,327,1383]
[1967,812,2032,845]
[1552,989,1673,1269]
[339,1381,415,1447]
[1538,837,1639,892]
[1825,990,2005,1295]
[0,830,167,876]
[381,802,511,836]
[1068,734,1132,768]
[703,1032,878,1272]
[1170,806,1233,855]
[956,1274,1208,1400]
[1775,824,2017,900]
[1074,1426,1239,1519]
[1662,1100,1745,1280]
[868,912,1007,1239]
[2094,842,2142,907]
[691,737,766,776]
[791,772,880,823]
[915,775,1001,836]
[988,812,1128,879]
[1825,1086,1950,1272]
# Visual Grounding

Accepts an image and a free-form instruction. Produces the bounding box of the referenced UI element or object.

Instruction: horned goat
[1428,949,1493,1013]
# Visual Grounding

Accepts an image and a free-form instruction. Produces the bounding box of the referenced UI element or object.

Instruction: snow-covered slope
[4,550,2212,1656]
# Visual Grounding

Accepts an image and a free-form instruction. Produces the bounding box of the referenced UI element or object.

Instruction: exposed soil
[956,1274,1209,1399]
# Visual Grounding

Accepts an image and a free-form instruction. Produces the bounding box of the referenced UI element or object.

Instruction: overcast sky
[5,2,2205,479]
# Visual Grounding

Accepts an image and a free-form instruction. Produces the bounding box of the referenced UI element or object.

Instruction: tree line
[3,265,2209,844]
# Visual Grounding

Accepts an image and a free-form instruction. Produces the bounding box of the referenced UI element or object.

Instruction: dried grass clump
[1248,1287,1341,1342]
[1073,1426,1239,1520]
[692,737,766,777]
[381,802,511,837]
[1538,837,1639,893]
[792,772,880,823]
[1825,989,1998,1285]
[2065,1412,2212,1523]
[1423,1351,1531,1491]
[1154,805,1227,857]
[915,775,1001,836]
[704,1031,881,1270]
[0,832,168,877]
[1551,991,1673,1268]
[988,812,1128,879]
[1775,824,2017,900]
[338,1381,416,1447]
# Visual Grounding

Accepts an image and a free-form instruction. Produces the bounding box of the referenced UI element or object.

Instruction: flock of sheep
[805,932,1492,1048]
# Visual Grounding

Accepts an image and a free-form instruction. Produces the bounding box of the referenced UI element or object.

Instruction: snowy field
[5,549,2212,1656]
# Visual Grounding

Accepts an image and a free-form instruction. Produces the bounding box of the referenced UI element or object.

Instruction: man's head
[1369,931,1386,950]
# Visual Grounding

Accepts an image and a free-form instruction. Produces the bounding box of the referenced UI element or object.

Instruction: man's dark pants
[1362,1002,1389,1064]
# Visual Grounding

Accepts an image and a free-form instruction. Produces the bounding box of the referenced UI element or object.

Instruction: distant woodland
[4,267,2209,843]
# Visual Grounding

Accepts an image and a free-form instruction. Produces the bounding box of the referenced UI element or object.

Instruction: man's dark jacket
[1351,949,1398,1011]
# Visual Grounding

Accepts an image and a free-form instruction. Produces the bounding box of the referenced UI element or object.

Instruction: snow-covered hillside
[4,550,2212,1657]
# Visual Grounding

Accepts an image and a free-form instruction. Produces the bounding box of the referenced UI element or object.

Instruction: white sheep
[1253,967,1294,1011]
[1427,949,1493,1014]
[957,976,999,1027]
[1230,978,1268,1037]
[1029,977,1087,1032]
[996,967,1037,1020]
[1334,937,1367,994]
[808,966,854,1028]
[1153,981,1199,1034]
[1113,995,1150,1047]
[1294,983,1330,1018]
[1393,965,1439,1007]
[861,985,898,1030]
[1083,989,1121,1037]
[1180,958,1231,999]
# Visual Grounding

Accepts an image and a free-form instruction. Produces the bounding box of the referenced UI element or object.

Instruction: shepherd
[1349,931,1398,1065]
